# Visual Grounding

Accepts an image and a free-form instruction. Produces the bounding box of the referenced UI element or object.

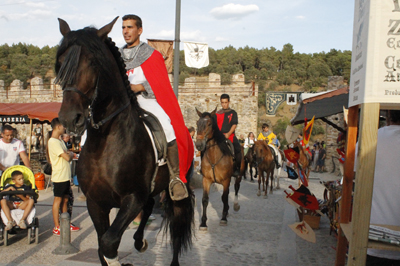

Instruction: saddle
[140,109,167,162]
[225,139,235,159]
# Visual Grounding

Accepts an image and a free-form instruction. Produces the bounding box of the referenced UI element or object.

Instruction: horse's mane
[199,112,231,156]
[55,27,140,112]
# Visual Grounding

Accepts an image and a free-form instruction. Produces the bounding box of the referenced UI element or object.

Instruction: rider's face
[220,98,230,110]
[122,19,143,48]
[1,129,14,143]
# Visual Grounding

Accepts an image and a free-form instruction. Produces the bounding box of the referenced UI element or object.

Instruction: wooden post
[335,105,358,266]
[347,103,380,266]
[28,119,32,160]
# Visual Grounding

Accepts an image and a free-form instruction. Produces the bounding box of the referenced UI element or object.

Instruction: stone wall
[1,73,259,145]
[178,73,258,137]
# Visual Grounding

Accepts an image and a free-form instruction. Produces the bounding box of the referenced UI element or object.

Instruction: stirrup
[169,178,188,201]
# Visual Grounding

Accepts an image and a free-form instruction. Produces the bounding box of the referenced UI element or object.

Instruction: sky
[0,0,355,54]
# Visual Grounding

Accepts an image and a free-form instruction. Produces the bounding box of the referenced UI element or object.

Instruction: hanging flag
[147,39,174,73]
[297,162,309,187]
[285,185,319,210]
[286,166,299,180]
[284,148,300,164]
[184,42,209,69]
[288,221,316,243]
[302,116,315,145]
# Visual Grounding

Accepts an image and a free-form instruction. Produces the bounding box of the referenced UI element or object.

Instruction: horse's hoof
[220,220,228,226]
[199,226,208,231]
[276,186,280,190]
[257,191,261,197]
[139,239,148,253]
[263,195,268,199]
[233,203,240,212]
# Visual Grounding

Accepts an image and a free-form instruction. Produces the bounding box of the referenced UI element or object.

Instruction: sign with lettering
[349,0,400,107]
[0,116,29,123]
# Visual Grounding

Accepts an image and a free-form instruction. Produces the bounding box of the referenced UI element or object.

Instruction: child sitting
[0,170,34,230]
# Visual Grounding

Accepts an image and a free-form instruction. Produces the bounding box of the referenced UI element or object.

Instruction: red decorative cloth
[141,51,193,183]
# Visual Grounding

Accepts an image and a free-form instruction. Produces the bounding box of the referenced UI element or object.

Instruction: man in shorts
[48,118,79,236]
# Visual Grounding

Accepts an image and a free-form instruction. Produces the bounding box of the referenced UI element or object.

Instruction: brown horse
[254,141,275,198]
[244,145,258,182]
[293,141,311,178]
[195,108,243,230]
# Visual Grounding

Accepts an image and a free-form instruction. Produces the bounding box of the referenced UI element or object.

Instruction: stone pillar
[209,73,221,87]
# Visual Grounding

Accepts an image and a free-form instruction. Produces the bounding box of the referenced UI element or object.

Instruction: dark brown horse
[195,108,243,230]
[254,141,275,198]
[55,18,194,266]
[244,145,258,182]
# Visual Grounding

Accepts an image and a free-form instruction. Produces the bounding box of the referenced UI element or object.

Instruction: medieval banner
[266,92,286,115]
[183,42,209,69]
[287,93,298,105]
[147,39,174,73]
[349,0,400,107]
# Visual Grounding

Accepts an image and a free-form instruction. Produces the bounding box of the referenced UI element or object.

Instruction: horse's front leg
[257,168,262,197]
[268,171,274,196]
[249,164,254,182]
[133,196,155,252]
[264,171,269,199]
[102,194,143,263]
[200,177,212,231]
[220,179,230,226]
[86,198,111,266]
[233,176,241,212]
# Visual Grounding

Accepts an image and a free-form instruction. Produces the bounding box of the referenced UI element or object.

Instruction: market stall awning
[290,87,349,126]
[0,102,61,122]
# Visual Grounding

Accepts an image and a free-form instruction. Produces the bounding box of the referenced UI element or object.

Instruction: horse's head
[254,140,270,164]
[55,17,126,136]
[195,107,216,152]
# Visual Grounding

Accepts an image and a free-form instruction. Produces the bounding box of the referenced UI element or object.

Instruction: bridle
[63,77,130,130]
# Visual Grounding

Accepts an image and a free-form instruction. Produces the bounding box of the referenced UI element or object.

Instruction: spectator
[366,110,400,264]
[32,123,42,150]
[315,143,326,173]
[0,125,31,176]
[0,170,34,230]
[62,133,73,150]
[48,118,79,236]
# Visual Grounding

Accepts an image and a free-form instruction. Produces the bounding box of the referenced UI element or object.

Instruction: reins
[63,77,130,129]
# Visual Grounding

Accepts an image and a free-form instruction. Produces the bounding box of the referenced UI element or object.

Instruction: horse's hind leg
[86,199,111,266]
[233,176,241,212]
[220,179,230,226]
[200,178,212,230]
[133,196,155,252]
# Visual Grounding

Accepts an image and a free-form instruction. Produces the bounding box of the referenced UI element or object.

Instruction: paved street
[0,170,339,266]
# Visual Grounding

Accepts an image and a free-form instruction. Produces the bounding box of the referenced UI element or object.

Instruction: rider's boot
[167,140,189,201]
[274,154,281,169]
[232,150,241,178]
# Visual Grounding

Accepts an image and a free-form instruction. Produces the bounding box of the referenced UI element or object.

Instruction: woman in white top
[244,132,256,155]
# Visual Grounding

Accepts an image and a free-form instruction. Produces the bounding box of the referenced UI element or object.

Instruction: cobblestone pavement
[0,171,340,266]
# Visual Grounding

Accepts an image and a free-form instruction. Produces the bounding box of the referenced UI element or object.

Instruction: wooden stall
[335,1,400,265]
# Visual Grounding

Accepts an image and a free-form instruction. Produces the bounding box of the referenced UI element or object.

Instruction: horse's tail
[162,163,195,256]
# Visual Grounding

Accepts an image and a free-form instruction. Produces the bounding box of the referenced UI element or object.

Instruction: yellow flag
[303,116,315,145]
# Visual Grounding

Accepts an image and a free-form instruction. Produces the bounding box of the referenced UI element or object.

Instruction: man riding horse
[120,14,193,201]
[214,94,242,177]
[257,123,281,168]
